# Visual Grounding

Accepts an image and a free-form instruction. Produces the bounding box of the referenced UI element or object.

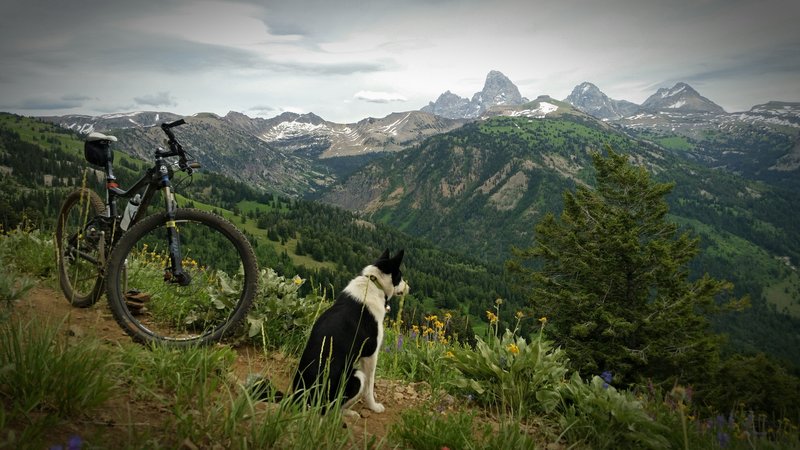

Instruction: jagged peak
[642,82,725,113]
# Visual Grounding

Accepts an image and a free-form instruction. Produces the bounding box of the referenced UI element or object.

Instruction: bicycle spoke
[106,209,257,346]
[56,188,105,307]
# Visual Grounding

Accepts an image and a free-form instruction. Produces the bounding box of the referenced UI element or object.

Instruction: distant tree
[507,147,745,386]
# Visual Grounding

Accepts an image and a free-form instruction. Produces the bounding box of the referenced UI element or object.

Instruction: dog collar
[368,275,389,300]
[368,275,391,312]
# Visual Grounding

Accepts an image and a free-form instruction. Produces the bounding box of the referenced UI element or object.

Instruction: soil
[9,284,435,448]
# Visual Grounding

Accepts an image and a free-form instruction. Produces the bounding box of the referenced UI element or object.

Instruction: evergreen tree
[507,147,743,386]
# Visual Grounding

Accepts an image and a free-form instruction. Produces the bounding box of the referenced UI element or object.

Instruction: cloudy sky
[1,0,798,123]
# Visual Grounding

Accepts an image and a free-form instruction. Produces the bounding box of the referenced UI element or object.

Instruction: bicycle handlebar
[157,119,198,174]
[163,118,186,129]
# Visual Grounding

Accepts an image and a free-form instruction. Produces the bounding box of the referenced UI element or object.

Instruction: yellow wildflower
[515,311,524,320]
[486,311,498,324]
[445,351,454,358]
[539,316,548,325]
[292,275,304,286]
[507,343,519,354]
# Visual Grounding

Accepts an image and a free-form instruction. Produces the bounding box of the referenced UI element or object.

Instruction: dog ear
[373,249,391,268]
[381,249,404,273]
[391,249,404,266]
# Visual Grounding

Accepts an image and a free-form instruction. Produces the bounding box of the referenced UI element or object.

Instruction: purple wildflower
[717,431,730,448]
[601,370,613,389]
[68,436,83,450]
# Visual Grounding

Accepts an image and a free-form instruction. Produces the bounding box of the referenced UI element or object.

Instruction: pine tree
[507,147,742,386]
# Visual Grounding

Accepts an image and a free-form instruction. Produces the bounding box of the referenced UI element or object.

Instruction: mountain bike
[55,119,258,347]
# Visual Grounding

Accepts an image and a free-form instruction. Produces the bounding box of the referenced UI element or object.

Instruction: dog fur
[259,249,408,416]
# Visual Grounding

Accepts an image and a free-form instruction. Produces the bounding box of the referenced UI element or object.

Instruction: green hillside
[323,113,800,366]
[0,113,512,336]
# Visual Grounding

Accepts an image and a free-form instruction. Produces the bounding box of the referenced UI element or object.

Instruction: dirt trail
[12,284,432,447]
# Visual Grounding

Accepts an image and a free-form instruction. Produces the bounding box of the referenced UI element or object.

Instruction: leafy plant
[445,324,569,416]
[246,268,329,355]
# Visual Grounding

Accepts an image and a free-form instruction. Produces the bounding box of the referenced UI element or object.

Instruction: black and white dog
[255,249,408,416]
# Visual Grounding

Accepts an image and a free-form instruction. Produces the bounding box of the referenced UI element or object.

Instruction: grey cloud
[269,60,392,76]
[683,45,800,83]
[134,92,177,107]
[11,94,90,110]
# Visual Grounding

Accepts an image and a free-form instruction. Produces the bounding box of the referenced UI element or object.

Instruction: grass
[2,227,800,449]
[763,270,800,317]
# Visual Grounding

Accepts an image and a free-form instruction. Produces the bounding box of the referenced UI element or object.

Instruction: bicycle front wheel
[55,188,107,307]
[105,209,258,347]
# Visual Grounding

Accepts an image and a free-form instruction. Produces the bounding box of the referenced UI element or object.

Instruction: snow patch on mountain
[510,102,558,118]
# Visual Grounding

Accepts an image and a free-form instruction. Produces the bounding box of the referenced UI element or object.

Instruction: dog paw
[367,402,385,413]
[343,409,361,418]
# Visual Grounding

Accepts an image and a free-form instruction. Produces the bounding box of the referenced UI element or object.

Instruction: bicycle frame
[94,119,196,285]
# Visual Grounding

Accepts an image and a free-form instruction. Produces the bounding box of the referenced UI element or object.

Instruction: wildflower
[507,343,519,354]
[717,431,730,448]
[445,351,454,358]
[515,311,524,320]
[601,370,613,389]
[486,310,498,324]
[538,316,547,325]
[396,334,404,350]
[495,298,503,306]
[292,275,304,286]
[444,312,452,321]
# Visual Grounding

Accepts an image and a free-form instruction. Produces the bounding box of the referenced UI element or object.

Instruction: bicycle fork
[160,167,191,287]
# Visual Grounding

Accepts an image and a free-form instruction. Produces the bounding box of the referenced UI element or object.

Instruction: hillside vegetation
[322,113,800,366]
[0,113,512,339]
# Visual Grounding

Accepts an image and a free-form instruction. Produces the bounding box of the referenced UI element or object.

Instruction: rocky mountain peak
[640,82,725,114]
[475,70,525,106]
[563,82,639,120]
[421,70,528,119]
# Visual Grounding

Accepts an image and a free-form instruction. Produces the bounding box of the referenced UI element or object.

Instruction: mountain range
[41,71,800,182]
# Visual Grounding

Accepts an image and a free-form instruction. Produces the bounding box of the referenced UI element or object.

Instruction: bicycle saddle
[86,131,118,142]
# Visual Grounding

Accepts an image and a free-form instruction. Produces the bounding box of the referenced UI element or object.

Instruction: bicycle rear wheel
[55,188,107,307]
[105,209,258,347]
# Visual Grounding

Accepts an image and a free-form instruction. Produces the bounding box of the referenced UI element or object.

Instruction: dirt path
[12,284,431,447]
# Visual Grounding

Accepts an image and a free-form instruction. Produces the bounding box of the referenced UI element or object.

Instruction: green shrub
[246,268,329,355]
[554,373,670,449]
[445,326,569,416]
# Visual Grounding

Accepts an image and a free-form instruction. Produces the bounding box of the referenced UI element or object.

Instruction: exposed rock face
[564,82,639,120]
[422,70,528,119]
[639,82,726,114]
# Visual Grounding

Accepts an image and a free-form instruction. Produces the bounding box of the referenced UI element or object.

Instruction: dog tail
[245,373,285,402]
